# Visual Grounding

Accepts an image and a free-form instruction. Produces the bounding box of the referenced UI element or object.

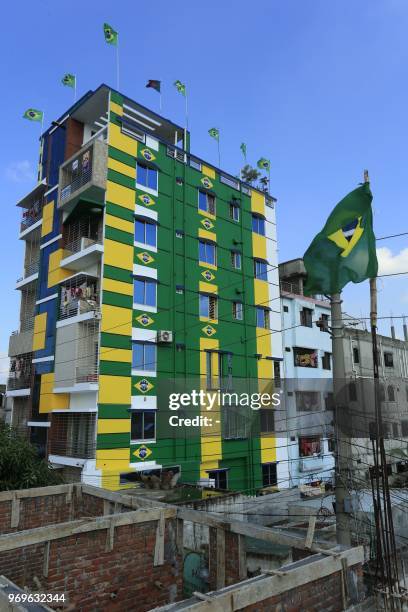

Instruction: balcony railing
[9,319,35,357]
[75,364,99,384]
[60,166,92,203]
[49,413,96,459]
[17,260,40,284]
[7,372,32,391]
[58,300,100,321]
[20,200,43,232]
[63,234,103,257]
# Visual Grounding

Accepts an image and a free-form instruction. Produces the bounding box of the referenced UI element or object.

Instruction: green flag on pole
[104,23,118,45]
[208,127,219,140]
[23,108,43,122]
[61,73,76,88]
[174,80,186,96]
[303,182,378,296]
[240,143,247,160]
[257,157,270,171]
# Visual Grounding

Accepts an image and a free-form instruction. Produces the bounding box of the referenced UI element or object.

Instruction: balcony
[20,199,43,236]
[58,273,100,323]
[9,318,34,357]
[7,354,32,396]
[60,211,104,271]
[54,319,99,393]
[58,137,107,213]
[49,413,96,460]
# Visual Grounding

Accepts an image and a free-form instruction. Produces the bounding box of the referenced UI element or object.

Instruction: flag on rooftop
[23,108,43,122]
[61,74,76,88]
[174,80,186,96]
[257,157,270,171]
[303,181,378,295]
[103,23,118,45]
[240,143,247,160]
[208,127,219,140]
[146,80,161,93]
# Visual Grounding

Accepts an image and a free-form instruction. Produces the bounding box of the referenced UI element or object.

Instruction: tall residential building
[279,259,335,487]
[7,84,283,491]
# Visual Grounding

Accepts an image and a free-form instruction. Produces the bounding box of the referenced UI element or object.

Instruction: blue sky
[1,0,408,379]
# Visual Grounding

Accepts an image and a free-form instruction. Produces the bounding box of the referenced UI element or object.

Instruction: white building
[279,259,335,488]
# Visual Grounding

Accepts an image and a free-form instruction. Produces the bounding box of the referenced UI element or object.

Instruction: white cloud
[376,247,408,276]
[5,160,36,183]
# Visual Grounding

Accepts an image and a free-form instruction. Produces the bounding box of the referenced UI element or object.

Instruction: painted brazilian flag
[303,182,378,295]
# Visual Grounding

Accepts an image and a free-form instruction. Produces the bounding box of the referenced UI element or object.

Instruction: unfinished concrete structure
[0,484,372,611]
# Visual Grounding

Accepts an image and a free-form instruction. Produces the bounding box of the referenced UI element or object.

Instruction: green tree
[241,164,261,185]
[0,423,62,491]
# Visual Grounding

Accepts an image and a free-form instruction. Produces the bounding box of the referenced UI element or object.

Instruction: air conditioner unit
[157,330,173,343]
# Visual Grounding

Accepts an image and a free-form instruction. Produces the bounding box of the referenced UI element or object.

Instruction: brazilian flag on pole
[23,108,43,122]
[303,181,378,295]
[208,128,219,140]
[257,157,270,171]
[104,23,118,45]
[62,73,76,88]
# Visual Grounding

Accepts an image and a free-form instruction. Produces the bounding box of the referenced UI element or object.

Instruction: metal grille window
[135,218,157,247]
[300,307,313,328]
[198,190,216,215]
[252,215,266,235]
[232,301,243,320]
[254,259,268,280]
[132,342,156,371]
[131,410,156,441]
[231,251,241,269]
[75,321,99,383]
[8,354,32,390]
[260,409,275,433]
[136,163,158,190]
[222,405,249,439]
[262,463,277,487]
[60,147,93,202]
[133,278,157,307]
[200,294,218,319]
[256,307,270,329]
[199,240,216,266]
[23,235,41,277]
[59,275,99,320]
[63,213,103,255]
[50,413,96,459]
[229,202,240,221]
[21,199,43,232]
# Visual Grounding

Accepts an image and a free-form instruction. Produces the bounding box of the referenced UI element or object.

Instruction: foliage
[0,422,62,491]
[241,164,261,185]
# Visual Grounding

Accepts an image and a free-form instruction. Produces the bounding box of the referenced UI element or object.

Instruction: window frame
[132,341,157,372]
[262,462,277,487]
[252,214,266,236]
[136,162,158,191]
[229,202,240,222]
[134,218,157,248]
[256,307,270,329]
[133,277,157,308]
[200,293,218,320]
[254,259,268,281]
[207,469,228,490]
[232,301,243,320]
[300,307,313,328]
[199,240,216,266]
[130,410,156,442]
[231,250,242,269]
[322,352,332,370]
[198,189,216,215]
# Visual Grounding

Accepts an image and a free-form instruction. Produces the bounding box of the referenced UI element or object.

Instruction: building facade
[279,259,335,487]
[7,84,283,491]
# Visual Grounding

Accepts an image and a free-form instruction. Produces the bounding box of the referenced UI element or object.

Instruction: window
[256,307,270,329]
[232,301,243,320]
[387,385,395,402]
[402,421,408,437]
[262,463,277,487]
[229,202,240,221]
[207,469,228,490]
[273,361,281,387]
[231,251,241,269]
[222,405,249,439]
[393,422,399,438]
[200,294,218,319]
[134,278,157,307]
[299,436,321,457]
[220,174,240,189]
[348,382,358,402]
[293,347,318,368]
[328,437,336,452]
[295,391,321,412]
[199,240,216,266]
[136,162,157,190]
[252,215,266,235]
[300,307,313,328]
[198,190,216,215]
[254,259,268,280]
[283,305,289,313]
[260,409,275,433]
[206,351,232,390]
[353,347,360,364]
[131,410,156,441]
[322,352,332,370]
[175,230,184,239]
[190,158,202,171]
[384,352,394,368]
[132,342,156,371]
[135,218,157,247]
[379,384,386,402]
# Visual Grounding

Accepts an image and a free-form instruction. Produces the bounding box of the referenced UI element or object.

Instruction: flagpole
[184,89,188,152]
[74,78,77,102]
[217,136,221,168]
[159,91,162,112]
[116,35,120,90]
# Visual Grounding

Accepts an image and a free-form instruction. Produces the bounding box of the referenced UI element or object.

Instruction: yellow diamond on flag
[136,313,154,327]
[203,325,216,337]
[134,378,154,393]
[201,177,213,189]
[201,218,214,230]
[138,193,155,207]
[133,445,152,461]
[137,251,155,265]
[201,270,215,282]
[141,148,156,162]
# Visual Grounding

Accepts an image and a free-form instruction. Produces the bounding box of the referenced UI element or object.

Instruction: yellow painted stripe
[110,101,123,116]
[105,213,134,235]
[199,261,217,271]
[100,347,132,363]
[199,281,218,295]
[198,228,217,242]
[96,448,129,470]
[198,208,216,221]
[39,373,69,413]
[251,190,265,216]
[103,277,134,297]
[104,239,134,271]
[254,278,269,305]
[199,337,222,478]
[32,312,47,351]
[47,250,71,288]
[202,165,215,179]
[260,435,277,463]
[106,180,135,210]
[109,123,137,156]
[252,234,267,261]
[101,304,132,336]
[99,375,131,404]
[108,157,136,179]
[97,419,130,434]
[41,201,54,237]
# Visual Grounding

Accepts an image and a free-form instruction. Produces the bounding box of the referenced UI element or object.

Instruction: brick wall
[209,528,242,589]
[0,492,72,534]
[0,543,45,589]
